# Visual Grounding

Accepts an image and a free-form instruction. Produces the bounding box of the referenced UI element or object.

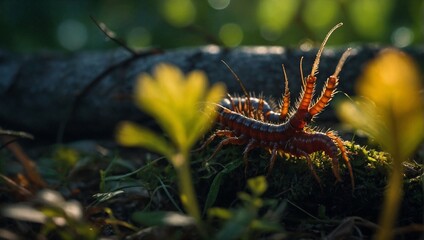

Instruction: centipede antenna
[221,60,252,114]
[311,22,343,77]
[332,48,352,77]
[281,64,290,118]
[221,60,249,98]
[299,56,305,88]
[281,64,289,94]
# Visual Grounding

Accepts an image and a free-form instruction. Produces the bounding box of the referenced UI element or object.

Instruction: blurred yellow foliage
[337,48,424,240]
[116,63,225,234]
[117,121,172,158]
[338,48,424,157]
[117,63,226,158]
[247,176,268,197]
[53,146,79,169]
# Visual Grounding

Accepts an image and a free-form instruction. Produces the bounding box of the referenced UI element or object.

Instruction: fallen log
[0,45,422,141]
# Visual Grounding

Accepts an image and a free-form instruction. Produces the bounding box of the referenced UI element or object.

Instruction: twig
[184,24,224,46]
[3,137,47,188]
[0,129,33,139]
[0,129,33,149]
[90,15,138,56]
[0,174,33,198]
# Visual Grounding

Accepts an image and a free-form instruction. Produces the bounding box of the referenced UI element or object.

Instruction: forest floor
[0,128,423,239]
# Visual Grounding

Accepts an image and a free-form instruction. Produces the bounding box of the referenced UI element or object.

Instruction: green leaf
[203,160,242,214]
[92,191,124,203]
[250,219,283,233]
[203,172,224,214]
[214,209,255,240]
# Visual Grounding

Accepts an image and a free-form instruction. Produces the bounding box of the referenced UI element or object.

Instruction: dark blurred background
[1,0,423,53]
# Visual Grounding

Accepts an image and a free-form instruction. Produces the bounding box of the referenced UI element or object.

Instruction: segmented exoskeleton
[201,23,354,187]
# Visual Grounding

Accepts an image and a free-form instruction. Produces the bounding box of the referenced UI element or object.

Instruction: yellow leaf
[116,121,173,158]
[133,63,226,154]
[135,67,187,150]
[336,48,424,240]
[208,207,233,220]
[53,146,79,168]
[357,49,422,115]
[184,70,206,121]
[247,176,268,196]
[337,98,382,142]
[357,49,424,156]
[187,82,226,149]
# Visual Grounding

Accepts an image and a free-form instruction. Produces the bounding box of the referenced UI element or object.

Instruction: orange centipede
[200,23,354,188]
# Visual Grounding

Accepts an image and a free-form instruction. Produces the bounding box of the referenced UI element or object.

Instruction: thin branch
[0,129,33,149]
[90,15,138,56]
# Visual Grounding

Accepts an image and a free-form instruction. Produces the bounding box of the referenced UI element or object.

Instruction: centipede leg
[267,145,278,176]
[207,135,247,161]
[329,155,342,183]
[242,139,258,175]
[327,131,354,188]
[254,98,265,121]
[298,150,322,189]
[193,130,234,152]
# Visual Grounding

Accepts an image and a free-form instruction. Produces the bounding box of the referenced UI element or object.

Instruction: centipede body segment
[201,23,354,188]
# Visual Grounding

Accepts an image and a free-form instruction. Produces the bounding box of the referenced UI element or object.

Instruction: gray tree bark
[1,45,423,141]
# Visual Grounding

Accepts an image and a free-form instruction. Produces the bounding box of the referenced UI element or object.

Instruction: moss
[192,140,423,226]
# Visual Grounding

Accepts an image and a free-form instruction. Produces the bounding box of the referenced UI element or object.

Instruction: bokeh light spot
[302,0,339,30]
[208,0,230,10]
[391,27,413,48]
[57,19,87,51]
[219,23,243,47]
[260,26,281,41]
[348,0,394,40]
[161,0,196,27]
[257,0,299,39]
[299,39,313,51]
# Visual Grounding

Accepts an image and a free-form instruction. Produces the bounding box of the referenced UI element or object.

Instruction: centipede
[200,23,354,188]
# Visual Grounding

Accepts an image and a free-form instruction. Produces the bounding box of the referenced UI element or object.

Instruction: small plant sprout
[337,49,424,240]
[116,63,226,235]
[208,176,283,239]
